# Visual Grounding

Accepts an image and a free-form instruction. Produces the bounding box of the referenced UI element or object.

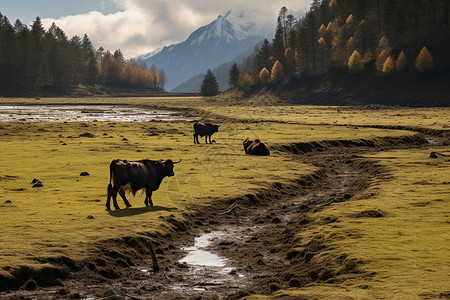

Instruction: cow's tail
[109,160,116,187]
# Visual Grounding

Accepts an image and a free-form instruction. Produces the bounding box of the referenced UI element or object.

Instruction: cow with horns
[106,158,181,210]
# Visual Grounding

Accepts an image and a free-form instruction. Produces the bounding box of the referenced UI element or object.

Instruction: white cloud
[41,0,310,58]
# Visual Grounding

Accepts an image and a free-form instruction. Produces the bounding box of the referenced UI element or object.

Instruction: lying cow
[194,122,220,144]
[106,158,181,210]
[243,138,270,156]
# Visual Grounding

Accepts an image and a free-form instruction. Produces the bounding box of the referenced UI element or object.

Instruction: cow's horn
[157,159,165,163]
[173,159,182,164]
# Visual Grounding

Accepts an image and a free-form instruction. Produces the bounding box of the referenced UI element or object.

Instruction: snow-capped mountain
[135,10,274,91]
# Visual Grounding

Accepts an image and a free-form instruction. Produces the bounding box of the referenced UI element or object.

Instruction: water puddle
[0,105,195,122]
[179,232,227,267]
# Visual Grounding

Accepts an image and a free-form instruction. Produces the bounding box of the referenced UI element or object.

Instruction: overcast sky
[1,0,311,58]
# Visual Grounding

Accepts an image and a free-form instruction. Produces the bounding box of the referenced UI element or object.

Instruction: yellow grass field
[258,148,450,300]
[0,96,448,299]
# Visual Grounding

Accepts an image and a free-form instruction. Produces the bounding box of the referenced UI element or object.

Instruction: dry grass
[259,148,450,299]
[0,97,448,299]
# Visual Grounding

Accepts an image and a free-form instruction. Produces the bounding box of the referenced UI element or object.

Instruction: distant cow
[243,138,270,156]
[106,158,181,210]
[194,122,220,144]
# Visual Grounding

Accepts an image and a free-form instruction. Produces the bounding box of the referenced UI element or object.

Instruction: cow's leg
[119,189,132,207]
[106,183,113,210]
[111,186,121,209]
[205,135,208,144]
[194,133,197,144]
[145,190,153,206]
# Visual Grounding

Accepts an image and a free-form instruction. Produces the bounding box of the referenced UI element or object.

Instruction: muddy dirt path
[2,134,441,300]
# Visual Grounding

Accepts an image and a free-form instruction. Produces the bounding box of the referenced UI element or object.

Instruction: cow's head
[158,159,182,177]
[243,137,253,149]
[212,125,220,133]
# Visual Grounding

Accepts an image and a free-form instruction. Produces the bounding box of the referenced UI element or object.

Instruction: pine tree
[348,50,364,73]
[259,67,270,85]
[415,47,434,72]
[228,63,240,89]
[200,69,219,97]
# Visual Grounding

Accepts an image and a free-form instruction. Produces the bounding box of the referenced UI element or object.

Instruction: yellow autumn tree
[259,67,270,85]
[375,36,392,72]
[270,60,285,84]
[415,47,434,72]
[318,24,326,37]
[376,49,390,73]
[346,14,354,25]
[329,0,337,8]
[396,51,408,73]
[348,50,364,73]
[382,56,395,74]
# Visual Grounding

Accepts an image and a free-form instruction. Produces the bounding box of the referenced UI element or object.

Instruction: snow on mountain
[136,10,274,91]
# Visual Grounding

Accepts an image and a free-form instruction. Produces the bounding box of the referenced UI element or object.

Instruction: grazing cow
[243,138,270,156]
[106,158,181,210]
[194,122,220,144]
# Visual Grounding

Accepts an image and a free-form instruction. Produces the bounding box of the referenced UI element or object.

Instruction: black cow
[106,158,181,210]
[193,122,220,144]
[243,138,270,156]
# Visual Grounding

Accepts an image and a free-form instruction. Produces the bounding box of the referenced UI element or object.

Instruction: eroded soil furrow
[1,139,431,300]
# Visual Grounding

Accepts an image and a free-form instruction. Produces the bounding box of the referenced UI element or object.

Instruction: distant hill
[135,10,274,92]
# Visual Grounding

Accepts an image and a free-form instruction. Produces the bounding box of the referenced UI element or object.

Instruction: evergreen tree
[200,69,219,97]
[228,63,240,89]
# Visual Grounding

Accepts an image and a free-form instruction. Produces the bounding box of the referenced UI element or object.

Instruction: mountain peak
[136,10,274,91]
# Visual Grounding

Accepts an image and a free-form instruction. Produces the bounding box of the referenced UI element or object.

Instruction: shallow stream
[0,105,195,122]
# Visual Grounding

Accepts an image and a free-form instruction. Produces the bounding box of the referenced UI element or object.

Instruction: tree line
[0,13,166,94]
[238,0,450,88]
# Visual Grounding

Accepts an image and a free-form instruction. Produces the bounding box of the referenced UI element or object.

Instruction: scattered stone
[80,172,90,176]
[35,97,40,100]
[24,279,38,290]
[103,133,108,136]
[62,143,67,145]
[79,132,95,138]
[31,179,43,188]
[122,137,128,141]
[87,215,95,219]
[4,200,12,204]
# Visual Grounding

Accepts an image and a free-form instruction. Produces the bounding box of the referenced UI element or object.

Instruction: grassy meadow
[262,148,450,300]
[0,96,448,299]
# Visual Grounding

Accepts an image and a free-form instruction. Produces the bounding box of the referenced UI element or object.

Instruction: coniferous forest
[0,14,166,96]
[240,0,450,106]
